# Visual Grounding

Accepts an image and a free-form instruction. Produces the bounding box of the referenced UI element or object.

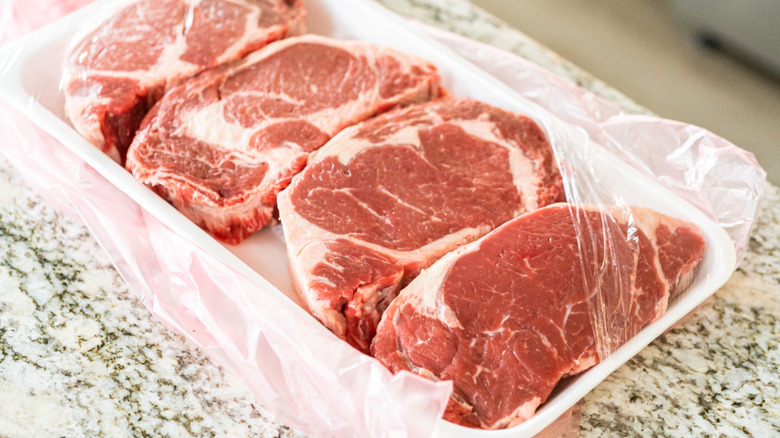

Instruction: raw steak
[126,35,441,244]
[371,204,707,429]
[63,0,306,163]
[277,98,565,352]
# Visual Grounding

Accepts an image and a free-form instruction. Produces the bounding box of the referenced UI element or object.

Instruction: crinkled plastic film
[418,23,765,265]
[0,1,765,438]
[415,23,765,362]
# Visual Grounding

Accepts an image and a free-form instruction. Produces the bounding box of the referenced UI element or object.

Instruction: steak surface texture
[277,98,565,352]
[64,0,306,163]
[371,204,706,429]
[126,35,441,244]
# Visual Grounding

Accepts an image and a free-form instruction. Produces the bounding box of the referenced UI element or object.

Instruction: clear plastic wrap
[417,23,765,266]
[0,0,765,437]
[406,22,765,365]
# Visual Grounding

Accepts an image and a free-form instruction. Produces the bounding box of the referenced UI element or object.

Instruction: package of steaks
[0,0,767,437]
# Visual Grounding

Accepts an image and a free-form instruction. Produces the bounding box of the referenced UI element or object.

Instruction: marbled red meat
[63,0,306,163]
[126,35,441,244]
[371,204,706,429]
[277,98,565,352]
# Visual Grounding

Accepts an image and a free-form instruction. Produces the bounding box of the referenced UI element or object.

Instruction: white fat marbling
[1,0,778,436]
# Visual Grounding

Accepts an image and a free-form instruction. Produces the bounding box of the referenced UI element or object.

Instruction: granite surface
[0,156,307,437]
[1,0,778,437]
[579,184,780,437]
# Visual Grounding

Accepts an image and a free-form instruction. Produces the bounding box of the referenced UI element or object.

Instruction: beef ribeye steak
[126,35,441,244]
[371,204,706,429]
[63,0,306,163]
[277,98,565,352]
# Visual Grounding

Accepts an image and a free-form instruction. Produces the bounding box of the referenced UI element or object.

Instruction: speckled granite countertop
[1,0,778,437]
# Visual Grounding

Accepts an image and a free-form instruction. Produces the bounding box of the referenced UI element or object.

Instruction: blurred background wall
[471,0,780,185]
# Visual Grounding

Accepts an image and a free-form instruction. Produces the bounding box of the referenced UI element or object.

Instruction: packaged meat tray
[0,0,764,436]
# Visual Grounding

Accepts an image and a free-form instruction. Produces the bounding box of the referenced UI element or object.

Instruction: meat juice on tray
[59,0,710,432]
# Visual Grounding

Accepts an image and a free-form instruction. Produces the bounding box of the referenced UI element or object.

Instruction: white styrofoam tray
[0,0,736,436]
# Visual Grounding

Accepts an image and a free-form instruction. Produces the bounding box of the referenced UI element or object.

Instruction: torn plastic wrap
[0,1,765,438]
